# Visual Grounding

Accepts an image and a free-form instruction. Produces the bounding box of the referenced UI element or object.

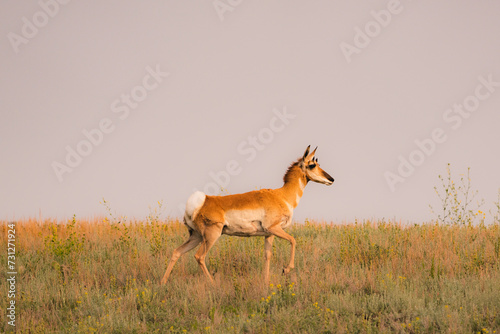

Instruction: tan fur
[161,146,334,285]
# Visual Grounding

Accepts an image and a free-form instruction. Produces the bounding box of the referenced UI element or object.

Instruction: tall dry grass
[1,218,500,333]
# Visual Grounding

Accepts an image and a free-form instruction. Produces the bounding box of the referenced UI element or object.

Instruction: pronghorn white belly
[222,209,269,236]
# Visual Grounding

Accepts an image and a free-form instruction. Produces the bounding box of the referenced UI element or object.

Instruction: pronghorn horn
[303,145,311,160]
[304,146,318,161]
[307,146,318,160]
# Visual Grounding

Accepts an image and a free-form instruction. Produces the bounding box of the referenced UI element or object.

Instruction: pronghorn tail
[184,191,206,230]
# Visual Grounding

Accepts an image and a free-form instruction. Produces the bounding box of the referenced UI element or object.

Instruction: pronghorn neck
[282,161,307,208]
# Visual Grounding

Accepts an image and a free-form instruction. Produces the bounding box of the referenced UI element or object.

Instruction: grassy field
[1,218,500,333]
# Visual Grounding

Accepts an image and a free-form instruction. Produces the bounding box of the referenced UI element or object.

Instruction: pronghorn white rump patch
[184,191,206,229]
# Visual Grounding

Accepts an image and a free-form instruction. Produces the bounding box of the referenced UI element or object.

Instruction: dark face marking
[322,170,334,183]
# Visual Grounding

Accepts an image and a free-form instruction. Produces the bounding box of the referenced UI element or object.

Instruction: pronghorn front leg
[268,226,296,275]
[263,235,275,285]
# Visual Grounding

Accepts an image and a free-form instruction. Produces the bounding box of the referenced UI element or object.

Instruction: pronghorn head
[301,145,334,186]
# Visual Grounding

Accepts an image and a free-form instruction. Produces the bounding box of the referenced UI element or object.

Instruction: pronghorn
[161,145,334,285]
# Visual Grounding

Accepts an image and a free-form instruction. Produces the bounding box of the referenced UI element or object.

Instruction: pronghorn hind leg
[268,226,296,275]
[161,230,202,285]
[194,225,222,284]
[264,235,275,285]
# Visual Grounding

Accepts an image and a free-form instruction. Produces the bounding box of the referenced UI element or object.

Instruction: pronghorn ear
[302,145,311,160]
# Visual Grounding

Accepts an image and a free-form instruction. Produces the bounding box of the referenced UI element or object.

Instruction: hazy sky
[1,0,499,223]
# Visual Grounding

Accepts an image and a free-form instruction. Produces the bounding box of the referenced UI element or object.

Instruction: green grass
[1,218,500,333]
